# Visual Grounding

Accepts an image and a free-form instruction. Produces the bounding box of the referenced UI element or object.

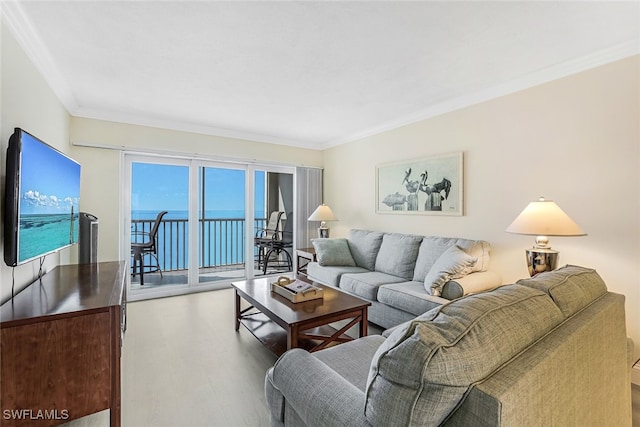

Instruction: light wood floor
[65,288,279,426]
[63,287,640,426]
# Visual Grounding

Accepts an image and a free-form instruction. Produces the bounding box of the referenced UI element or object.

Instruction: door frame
[190,160,249,286]
[247,164,297,279]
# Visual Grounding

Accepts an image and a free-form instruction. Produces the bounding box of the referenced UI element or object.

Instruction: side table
[296,247,316,277]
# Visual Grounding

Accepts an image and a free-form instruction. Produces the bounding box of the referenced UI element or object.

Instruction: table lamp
[506,197,586,276]
[308,204,338,238]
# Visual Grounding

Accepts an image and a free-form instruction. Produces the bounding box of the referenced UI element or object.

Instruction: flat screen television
[4,128,81,266]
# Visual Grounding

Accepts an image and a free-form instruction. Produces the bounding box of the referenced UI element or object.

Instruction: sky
[131,162,265,217]
[19,130,81,215]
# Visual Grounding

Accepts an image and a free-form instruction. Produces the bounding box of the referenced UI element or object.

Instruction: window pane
[131,162,189,288]
[198,166,246,284]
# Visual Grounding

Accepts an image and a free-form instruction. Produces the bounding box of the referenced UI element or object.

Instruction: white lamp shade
[308,204,338,222]
[506,198,586,237]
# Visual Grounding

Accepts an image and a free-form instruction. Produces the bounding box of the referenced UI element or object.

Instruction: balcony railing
[131,217,267,272]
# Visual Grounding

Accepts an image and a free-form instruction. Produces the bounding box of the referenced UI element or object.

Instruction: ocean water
[19,213,79,263]
[131,209,267,270]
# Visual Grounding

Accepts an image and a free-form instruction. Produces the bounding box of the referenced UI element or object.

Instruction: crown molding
[320,40,640,150]
[1,1,80,113]
[71,106,322,151]
[3,1,637,152]
[1,2,320,150]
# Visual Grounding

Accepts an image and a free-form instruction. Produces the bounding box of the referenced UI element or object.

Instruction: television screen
[4,128,81,266]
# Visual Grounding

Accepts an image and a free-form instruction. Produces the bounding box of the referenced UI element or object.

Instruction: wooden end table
[232,275,369,356]
[296,247,316,277]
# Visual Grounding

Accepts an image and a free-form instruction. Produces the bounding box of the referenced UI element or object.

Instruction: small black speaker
[79,212,99,264]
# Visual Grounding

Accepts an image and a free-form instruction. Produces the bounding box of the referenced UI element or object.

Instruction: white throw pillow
[424,245,477,296]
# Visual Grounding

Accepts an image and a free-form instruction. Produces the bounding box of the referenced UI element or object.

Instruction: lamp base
[317,227,330,238]
[525,248,559,277]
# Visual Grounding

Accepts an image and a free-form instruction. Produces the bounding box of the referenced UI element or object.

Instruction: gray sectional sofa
[265,265,634,426]
[307,229,502,328]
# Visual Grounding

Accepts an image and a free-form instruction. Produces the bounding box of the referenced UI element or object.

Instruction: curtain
[295,167,323,249]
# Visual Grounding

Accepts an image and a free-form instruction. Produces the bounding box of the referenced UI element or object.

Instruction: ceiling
[3,1,639,150]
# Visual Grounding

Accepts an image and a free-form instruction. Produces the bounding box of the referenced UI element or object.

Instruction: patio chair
[255,211,284,272]
[260,212,293,274]
[131,210,168,285]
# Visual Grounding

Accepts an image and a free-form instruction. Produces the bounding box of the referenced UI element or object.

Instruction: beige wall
[68,117,322,264]
[1,21,322,303]
[323,55,640,360]
[0,22,73,302]
[70,117,323,168]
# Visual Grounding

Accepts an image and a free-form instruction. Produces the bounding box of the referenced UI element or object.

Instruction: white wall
[323,55,640,362]
[0,21,73,303]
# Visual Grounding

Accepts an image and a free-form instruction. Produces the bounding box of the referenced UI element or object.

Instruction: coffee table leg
[287,325,298,350]
[360,307,368,337]
[234,290,241,331]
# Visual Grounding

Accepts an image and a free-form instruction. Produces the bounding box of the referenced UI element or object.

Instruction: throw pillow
[424,245,477,296]
[311,238,356,267]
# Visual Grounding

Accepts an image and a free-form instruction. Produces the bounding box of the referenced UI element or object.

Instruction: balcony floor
[130,263,292,290]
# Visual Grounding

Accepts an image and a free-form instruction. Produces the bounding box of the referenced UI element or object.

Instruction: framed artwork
[376,152,463,216]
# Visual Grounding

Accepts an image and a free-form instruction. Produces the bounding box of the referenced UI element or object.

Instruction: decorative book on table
[271,276,324,303]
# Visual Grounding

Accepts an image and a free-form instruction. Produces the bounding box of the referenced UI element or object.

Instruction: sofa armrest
[443,270,502,299]
[271,348,370,426]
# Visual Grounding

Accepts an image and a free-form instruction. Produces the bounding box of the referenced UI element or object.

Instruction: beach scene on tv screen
[18,133,80,263]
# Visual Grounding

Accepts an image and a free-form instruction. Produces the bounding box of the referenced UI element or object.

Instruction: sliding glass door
[125,154,296,300]
[197,164,246,285]
[129,159,190,291]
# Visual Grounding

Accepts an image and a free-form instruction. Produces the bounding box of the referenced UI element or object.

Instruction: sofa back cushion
[413,237,491,282]
[516,265,607,318]
[374,233,423,280]
[364,284,564,426]
[347,229,384,270]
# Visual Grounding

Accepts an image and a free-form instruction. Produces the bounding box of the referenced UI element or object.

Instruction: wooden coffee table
[232,276,370,356]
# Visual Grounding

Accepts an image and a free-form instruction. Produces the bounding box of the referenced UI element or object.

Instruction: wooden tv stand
[1,261,126,426]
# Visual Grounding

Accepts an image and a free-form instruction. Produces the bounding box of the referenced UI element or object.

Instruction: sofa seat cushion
[347,229,385,270]
[516,265,607,318]
[365,284,564,427]
[340,271,406,301]
[377,281,448,316]
[307,263,369,287]
[413,237,491,282]
[374,233,423,280]
[311,238,356,266]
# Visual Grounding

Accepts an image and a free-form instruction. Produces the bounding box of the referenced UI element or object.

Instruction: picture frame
[376,152,463,216]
